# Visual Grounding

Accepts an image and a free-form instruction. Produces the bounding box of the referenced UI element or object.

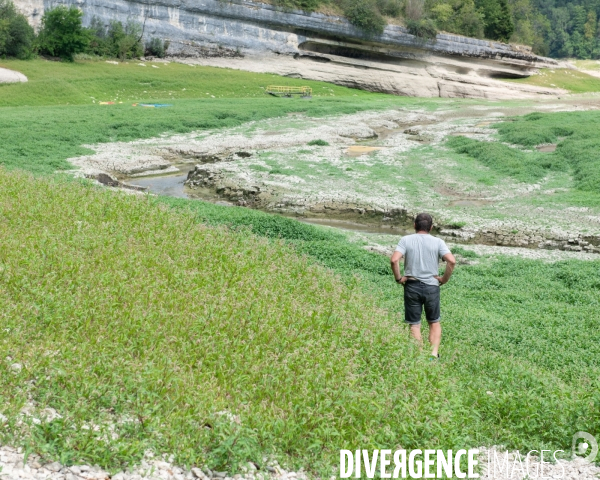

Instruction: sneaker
[429,354,440,361]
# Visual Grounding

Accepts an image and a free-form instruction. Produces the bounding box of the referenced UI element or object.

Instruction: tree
[37,6,89,61]
[475,0,514,41]
[0,0,35,58]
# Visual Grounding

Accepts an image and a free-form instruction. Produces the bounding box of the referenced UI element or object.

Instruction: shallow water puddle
[345,146,384,157]
[127,171,191,198]
[536,144,557,152]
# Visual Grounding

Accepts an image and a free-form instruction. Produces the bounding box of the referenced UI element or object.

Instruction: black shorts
[403,280,441,325]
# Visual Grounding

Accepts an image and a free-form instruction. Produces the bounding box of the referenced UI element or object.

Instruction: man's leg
[423,284,442,357]
[409,324,422,345]
[428,322,441,357]
[404,283,423,347]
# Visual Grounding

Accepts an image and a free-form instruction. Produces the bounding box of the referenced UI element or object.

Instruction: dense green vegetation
[0,169,469,472]
[0,168,598,473]
[447,110,600,192]
[1,3,147,61]
[0,0,34,59]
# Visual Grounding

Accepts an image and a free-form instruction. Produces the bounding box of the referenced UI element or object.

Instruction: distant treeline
[0,1,168,61]
[1,0,598,60]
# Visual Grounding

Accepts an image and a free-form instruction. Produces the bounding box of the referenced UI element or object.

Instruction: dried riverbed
[68,100,600,257]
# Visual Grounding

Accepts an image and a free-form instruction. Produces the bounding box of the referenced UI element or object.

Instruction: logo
[572,431,598,463]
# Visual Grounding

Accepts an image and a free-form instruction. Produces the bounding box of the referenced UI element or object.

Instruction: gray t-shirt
[395,234,451,286]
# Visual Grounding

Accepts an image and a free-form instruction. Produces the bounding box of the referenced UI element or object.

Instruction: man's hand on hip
[434,275,446,285]
[396,276,407,285]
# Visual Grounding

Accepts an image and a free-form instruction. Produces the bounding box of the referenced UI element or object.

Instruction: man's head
[414,213,433,233]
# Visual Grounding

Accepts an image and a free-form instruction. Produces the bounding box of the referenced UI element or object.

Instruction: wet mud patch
[448,199,494,207]
[536,144,557,152]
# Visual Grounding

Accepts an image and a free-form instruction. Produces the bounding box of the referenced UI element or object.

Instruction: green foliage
[307,139,329,146]
[0,168,471,472]
[161,195,600,458]
[0,0,35,59]
[86,17,143,60]
[427,0,484,38]
[376,0,403,17]
[475,0,514,41]
[145,37,169,58]
[37,6,89,61]
[406,18,439,39]
[495,111,600,192]
[342,0,387,34]
[447,135,565,183]
[448,110,600,193]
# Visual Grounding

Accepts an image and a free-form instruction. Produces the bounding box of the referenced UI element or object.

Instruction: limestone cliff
[15,0,567,98]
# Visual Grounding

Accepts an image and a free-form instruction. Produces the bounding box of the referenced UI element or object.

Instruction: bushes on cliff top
[0,0,35,59]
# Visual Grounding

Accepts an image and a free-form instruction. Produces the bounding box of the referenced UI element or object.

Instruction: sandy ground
[0,67,27,83]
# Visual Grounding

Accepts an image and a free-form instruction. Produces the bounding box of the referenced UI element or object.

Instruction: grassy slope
[0,170,471,472]
[506,68,600,93]
[162,197,600,453]
[447,111,600,195]
[1,59,599,471]
[0,59,444,174]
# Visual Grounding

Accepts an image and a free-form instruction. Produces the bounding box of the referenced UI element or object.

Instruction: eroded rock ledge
[17,0,567,98]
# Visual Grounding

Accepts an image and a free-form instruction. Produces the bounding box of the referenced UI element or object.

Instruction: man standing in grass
[390,213,456,359]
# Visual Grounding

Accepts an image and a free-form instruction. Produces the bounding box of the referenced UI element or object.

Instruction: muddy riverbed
[69,99,600,257]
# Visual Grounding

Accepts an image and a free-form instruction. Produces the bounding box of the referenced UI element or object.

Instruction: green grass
[0,58,379,107]
[506,68,600,93]
[0,59,445,175]
[2,169,598,474]
[161,195,600,457]
[2,58,600,474]
[0,169,471,473]
[446,111,600,194]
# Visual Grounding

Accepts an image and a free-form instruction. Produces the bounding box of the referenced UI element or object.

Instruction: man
[390,213,456,359]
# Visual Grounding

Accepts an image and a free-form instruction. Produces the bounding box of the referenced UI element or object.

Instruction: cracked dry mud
[67,99,600,258]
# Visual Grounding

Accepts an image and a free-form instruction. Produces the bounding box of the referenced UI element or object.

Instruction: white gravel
[1,444,599,479]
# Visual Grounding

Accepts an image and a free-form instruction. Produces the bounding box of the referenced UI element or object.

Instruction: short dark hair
[414,213,433,232]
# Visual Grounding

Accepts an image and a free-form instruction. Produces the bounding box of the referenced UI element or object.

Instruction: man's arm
[434,252,456,285]
[390,251,407,284]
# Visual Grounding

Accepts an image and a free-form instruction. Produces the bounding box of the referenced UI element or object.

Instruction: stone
[45,462,62,472]
[10,363,22,373]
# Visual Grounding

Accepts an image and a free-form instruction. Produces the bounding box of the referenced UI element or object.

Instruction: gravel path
[0,67,27,84]
[1,444,599,479]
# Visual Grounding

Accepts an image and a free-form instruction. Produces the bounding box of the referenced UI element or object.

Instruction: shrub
[307,139,329,146]
[405,0,425,21]
[406,18,438,39]
[343,0,386,34]
[0,0,35,59]
[145,37,169,58]
[376,0,403,17]
[86,17,143,60]
[37,6,89,61]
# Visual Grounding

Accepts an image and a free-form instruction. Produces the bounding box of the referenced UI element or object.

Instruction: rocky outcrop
[0,67,27,83]
[15,0,567,98]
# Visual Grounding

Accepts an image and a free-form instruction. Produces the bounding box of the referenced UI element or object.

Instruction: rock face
[0,67,27,83]
[15,0,566,98]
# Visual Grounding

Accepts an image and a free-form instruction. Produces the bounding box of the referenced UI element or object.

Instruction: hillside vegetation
[1,59,599,473]
[1,168,599,473]
[448,109,600,193]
